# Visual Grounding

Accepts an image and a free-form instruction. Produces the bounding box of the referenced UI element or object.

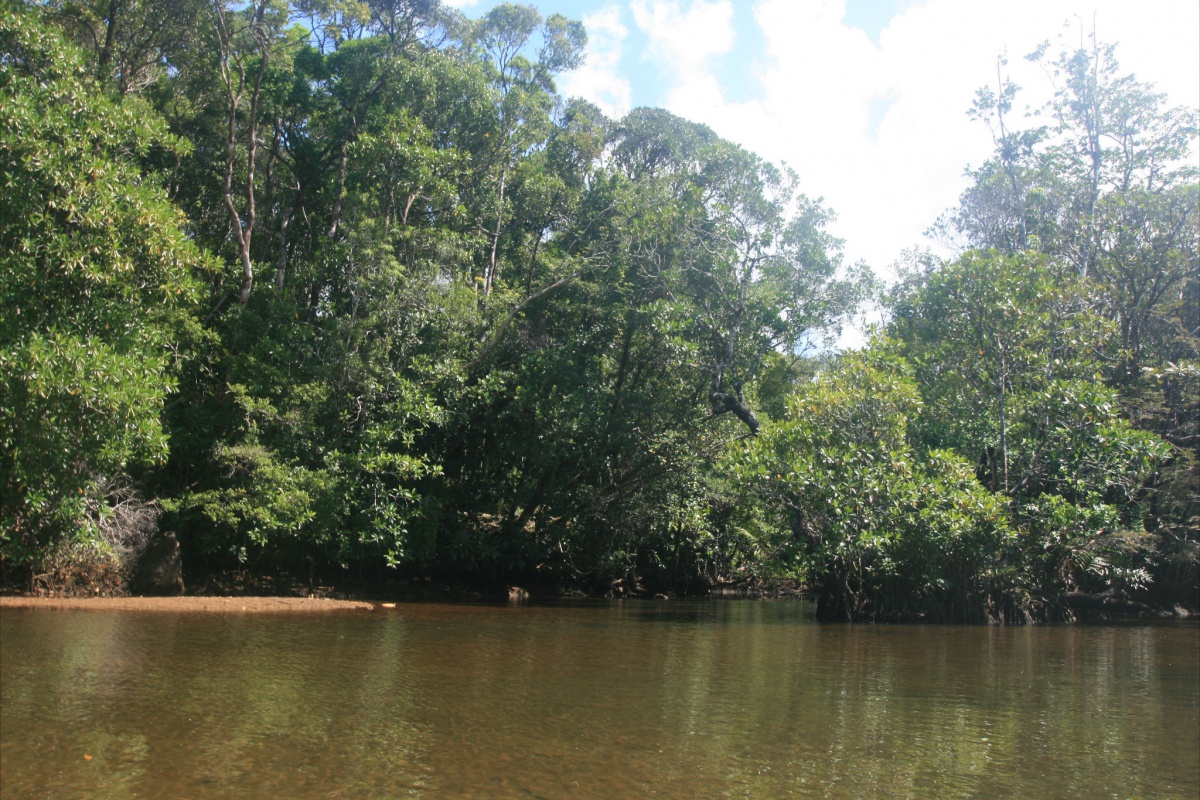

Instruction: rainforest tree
[0,3,211,575]
[936,32,1199,605]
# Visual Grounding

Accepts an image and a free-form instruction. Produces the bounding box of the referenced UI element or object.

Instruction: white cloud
[631,0,734,73]
[607,0,1199,279]
[559,6,633,118]
[441,0,482,9]
[631,0,735,111]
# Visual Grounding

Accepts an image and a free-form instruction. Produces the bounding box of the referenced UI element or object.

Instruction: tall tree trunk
[97,0,120,77]
[485,162,508,295]
[274,198,295,292]
[998,345,1009,493]
[214,0,269,305]
[328,138,349,238]
[992,60,1028,250]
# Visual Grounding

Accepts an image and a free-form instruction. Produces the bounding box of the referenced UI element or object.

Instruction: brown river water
[1,600,1197,799]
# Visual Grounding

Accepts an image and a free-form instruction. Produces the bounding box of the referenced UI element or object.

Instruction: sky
[445,0,1200,280]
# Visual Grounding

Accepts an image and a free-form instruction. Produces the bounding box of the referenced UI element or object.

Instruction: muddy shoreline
[0,596,376,612]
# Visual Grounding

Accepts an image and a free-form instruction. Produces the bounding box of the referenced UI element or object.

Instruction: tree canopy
[1,2,1194,619]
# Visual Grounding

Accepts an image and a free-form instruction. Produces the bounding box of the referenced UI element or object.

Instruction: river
[1,600,1197,799]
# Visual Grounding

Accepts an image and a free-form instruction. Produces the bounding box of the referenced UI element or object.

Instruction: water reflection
[2,603,1196,799]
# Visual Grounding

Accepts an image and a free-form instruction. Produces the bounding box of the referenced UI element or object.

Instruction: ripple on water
[2,605,1197,799]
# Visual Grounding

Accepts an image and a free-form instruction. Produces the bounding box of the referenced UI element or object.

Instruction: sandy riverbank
[0,596,377,612]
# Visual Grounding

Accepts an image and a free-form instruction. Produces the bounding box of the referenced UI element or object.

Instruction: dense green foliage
[920,41,1199,614]
[1,3,211,575]
[734,354,1011,621]
[1,2,1195,618]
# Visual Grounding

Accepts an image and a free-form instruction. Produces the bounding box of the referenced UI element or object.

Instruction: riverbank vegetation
[2,1,1196,620]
